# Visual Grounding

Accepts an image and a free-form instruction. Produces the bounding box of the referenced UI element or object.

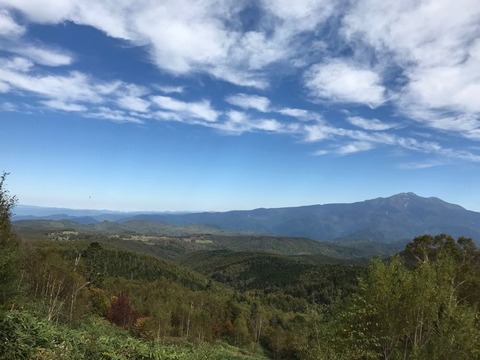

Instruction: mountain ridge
[13,193,480,243]
[119,193,480,242]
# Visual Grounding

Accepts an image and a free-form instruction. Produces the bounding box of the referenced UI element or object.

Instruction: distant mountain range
[13,193,480,243]
[12,205,189,222]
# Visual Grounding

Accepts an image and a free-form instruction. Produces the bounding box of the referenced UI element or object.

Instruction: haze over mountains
[13,193,480,243]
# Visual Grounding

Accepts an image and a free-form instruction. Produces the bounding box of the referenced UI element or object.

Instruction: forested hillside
[119,193,480,242]
[13,219,401,263]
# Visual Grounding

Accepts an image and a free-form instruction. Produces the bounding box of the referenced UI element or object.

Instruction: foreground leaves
[0,311,268,360]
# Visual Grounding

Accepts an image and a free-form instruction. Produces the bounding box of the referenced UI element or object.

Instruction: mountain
[13,214,100,224]
[120,193,480,243]
[12,205,190,222]
[14,193,480,243]
[13,205,125,218]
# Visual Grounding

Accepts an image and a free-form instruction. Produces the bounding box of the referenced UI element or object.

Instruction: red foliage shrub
[106,293,141,329]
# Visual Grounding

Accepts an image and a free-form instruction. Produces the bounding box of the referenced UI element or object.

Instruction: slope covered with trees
[120,193,480,242]
[14,220,383,261]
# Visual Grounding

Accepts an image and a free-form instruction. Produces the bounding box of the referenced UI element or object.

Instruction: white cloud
[343,0,480,69]
[0,0,75,23]
[397,161,444,169]
[0,9,25,37]
[86,106,143,124]
[277,108,310,118]
[225,93,270,112]
[257,0,336,68]
[117,96,150,112]
[144,5,231,73]
[0,81,9,92]
[313,149,329,156]
[305,60,386,107]
[214,110,285,134]
[151,95,218,122]
[0,57,33,72]
[424,114,478,133]
[11,45,73,66]
[0,102,16,111]
[259,119,284,132]
[0,55,152,121]
[347,116,396,131]
[299,118,480,162]
[151,96,193,111]
[342,0,480,137]
[0,67,115,103]
[210,66,269,89]
[264,0,334,30]
[42,100,86,112]
[0,1,336,88]
[465,129,480,141]
[303,123,333,142]
[153,111,182,122]
[402,51,480,114]
[399,105,480,140]
[336,141,374,154]
[155,85,185,94]
[116,84,150,112]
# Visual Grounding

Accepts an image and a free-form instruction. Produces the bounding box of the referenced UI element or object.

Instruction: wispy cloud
[7,45,73,67]
[336,141,375,154]
[0,101,17,111]
[397,160,444,170]
[314,141,375,155]
[42,100,86,112]
[0,67,112,103]
[0,57,33,72]
[86,107,144,124]
[155,85,185,94]
[213,110,285,135]
[277,108,310,118]
[0,54,147,123]
[225,93,271,112]
[116,84,150,113]
[303,122,334,142]
[347,116,396,131]
[117,96,150,113]
[151,95,219,123]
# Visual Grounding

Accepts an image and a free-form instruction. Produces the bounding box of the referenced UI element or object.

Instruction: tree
[82,242,105,286]
[107,293,141,329]
[339,250,480,359]
[404,234,480,307]
[0,172,20,307]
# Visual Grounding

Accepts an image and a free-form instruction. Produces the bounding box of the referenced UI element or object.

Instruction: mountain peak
[389,192,419,199]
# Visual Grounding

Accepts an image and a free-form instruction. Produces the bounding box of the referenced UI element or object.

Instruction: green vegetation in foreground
[0,311,268,359]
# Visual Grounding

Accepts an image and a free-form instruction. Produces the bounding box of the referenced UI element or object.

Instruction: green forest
[2,175,480,359]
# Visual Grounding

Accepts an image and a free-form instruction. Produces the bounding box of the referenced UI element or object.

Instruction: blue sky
[1,0,480,212]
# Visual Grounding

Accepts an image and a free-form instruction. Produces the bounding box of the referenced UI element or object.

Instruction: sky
[1,0,480,212]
